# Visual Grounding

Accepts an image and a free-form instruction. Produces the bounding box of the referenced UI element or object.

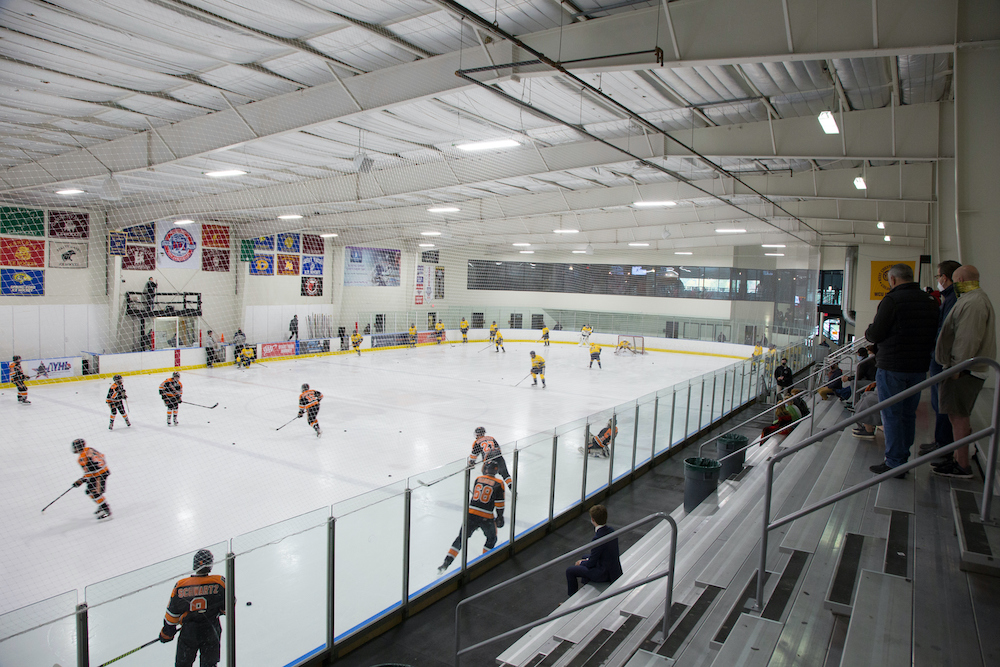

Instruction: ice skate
[97,507,112,521]
[173,416,178,425]
[315,426,322,437]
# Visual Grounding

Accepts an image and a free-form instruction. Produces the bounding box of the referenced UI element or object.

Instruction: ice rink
[1,336,741,666]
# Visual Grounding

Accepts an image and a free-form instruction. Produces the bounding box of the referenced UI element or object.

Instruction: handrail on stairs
[754,356,1000,608]
[454,512,678,666]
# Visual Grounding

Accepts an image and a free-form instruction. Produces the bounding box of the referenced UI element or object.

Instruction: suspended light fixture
[99,175,122,201]
[817,111,839,134]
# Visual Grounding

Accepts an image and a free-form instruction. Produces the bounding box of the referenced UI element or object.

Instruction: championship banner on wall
[277,233,300,253]
[302,234,324,255]
[48,211,89,238]
[202,224,230,249]
[261,341,295,358]
[156,221,200,269]
[1,268,44,295]
[301,276,323,296]
[109,231,127,256]
[202,248,230,272]
[414,263,426,305]
[122,245,155,271]
[302,255,323,276]
[0,237,45,267]
[345,246,400,286]
[48,241,88,268]
[250,254,274,275]
[0,206,44,237]
[252,235,274,251]
[123,223,154,244]
[277,254,299,275]
[870,260,915,300]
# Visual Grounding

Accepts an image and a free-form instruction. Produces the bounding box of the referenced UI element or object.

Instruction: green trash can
[684,457,722,512]
[718,433,749,480]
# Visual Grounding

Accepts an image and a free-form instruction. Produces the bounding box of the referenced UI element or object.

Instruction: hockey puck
[232,442,235,445]
[246,601,251,606]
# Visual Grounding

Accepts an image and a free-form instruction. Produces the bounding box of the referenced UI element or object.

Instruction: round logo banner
[156,221,201,269]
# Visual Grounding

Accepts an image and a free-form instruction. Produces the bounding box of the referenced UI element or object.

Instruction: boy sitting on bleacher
[565,505,623,596]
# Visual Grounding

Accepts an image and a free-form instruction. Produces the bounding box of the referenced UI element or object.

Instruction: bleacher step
[874,475,914,515]
[839,570,912,667]
[950,488,1000,575]
[824,533,887,616]
[623,649,674,666]
[709,614,783,666]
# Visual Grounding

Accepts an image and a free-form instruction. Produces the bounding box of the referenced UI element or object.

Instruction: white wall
[853,244,930,334]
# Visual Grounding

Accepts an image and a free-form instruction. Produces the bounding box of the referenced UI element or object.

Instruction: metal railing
[754,357,1000,606]
[454,512,678,666]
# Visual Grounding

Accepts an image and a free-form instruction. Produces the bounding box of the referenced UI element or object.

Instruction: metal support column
[607,413,617,490]
[401,489,411,611]
[460,466,471,574]
[327,517,336,652]
[548,434,558,524]
[668,390,677,447]
[581,423,591,502]
[650,396,659,459]
[226,552,236,667]
[683,385,692,438]
[508,449,519,555]
[76,603,89,667]
[631,403,640,472]
[697,381,706,430]
[755,461,776,609]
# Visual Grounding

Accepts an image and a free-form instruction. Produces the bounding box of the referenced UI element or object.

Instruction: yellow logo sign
[14,246,31,262]
[13,272,32,283]
[254,257,270,271]
[870,260,915,300]
[283,238,293,249]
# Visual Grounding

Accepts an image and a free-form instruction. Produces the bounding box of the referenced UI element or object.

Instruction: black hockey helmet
[12,354,20,362]
[301,383,309,391]
[113,374,122,382]
[72,438,86,453]
[530,351,536,357]
[172,372,180,379]
[475,426,486,437]
[483,459,499,476]
[193,549,214,573]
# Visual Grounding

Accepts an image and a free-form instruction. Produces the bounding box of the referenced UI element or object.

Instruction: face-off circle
[161,227,197,263]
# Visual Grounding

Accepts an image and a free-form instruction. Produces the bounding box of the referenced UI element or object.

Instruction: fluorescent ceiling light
[421,231,441,236]
[56,189,84,195]
[204,169,247,178]
[553,229,579,234]
[419,243,435,247]
[817,111,839,134]
[427,206,460,213]
[761,244,786,248]
[512,243,531,247]
[876,221,885,229]
[715,228,747,234]
[765,253,785,257]
[632,200,676,208]
[320,233,338,238]
[628,242,650,247]
[571,250,587,254]
[174,219,195,225]
[854,176,867,190]
[455,139,519,151]
[519,250,534,254]
[674,251,693,255]
[278,214,303,220]
[884,235,891,242]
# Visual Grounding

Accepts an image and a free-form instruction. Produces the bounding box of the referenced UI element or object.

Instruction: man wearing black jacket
[774,357,793,391]
[566,505,623,596]
[864,264,939,475]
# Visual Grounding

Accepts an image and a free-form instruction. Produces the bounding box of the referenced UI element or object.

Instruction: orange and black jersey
[159,378,182,400]
[468,474,505,519]
[106,381,126,404]
[299,388,323,409]
[594,425,618,447]
[163,574,226,632]
[469,435,502,466]
[10,363,27,383]
[78,447,108,479]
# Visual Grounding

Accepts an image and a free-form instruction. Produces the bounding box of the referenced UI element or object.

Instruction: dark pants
[109,401,125,415]
[175,622,221,667]
[86,472,108,502]
[929,360,955,446]
[450,514,498,557]
[306,405,320,426]
[566,563,611,595]
[877,368,926,468]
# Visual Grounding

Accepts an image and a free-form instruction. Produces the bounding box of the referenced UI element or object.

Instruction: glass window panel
[407,460,468,597]
[513,432,554,539]
[634,394,656,466]
[553,418,587,515]
[611,403,636,482]
[585,409,614,499]
[0,591,77,667]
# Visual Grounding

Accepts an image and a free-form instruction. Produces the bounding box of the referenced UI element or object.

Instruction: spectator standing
[288,314,299,341]
[205,330,218,367]
[144,276,157,312]
[919,260,962,458]
[774,357,793,391]
[932,265,996,478]
[565,505,623,596]
[864,263,939,475]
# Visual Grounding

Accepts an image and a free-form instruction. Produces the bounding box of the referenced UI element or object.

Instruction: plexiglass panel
[85,541,228,667]
[612,402,636,482]
[634,394,656,466]
[0,590,77,667]
[585,409,614,499]
[408,460,468,598]
[333,483,406,640]
[513,431,554,539]
[232,507,331,667]
[553,418,587,514]
[654,389,675,455]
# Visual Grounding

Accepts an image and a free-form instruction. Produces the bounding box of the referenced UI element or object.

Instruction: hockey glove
[159,623,177,643]
[297,411,304,418]
[73,478,84,488]
[494,512,505,529]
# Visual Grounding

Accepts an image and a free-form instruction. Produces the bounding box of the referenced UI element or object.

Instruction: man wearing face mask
[918,260,961,459]
[932,265,996,478]
[864,263,939,477]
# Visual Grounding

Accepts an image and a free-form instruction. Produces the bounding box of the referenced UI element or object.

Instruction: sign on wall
[48,241,88,268]
[202,224,230,249]
[3,356,78,380]
[48,211,89,238]
[277,254,299,276]
[302,234,324,255]
[301,276,323,296]
[1,268,44,295]
[123,223,154,244]
[109,231,127,256]
[0,237,45,267]
[344,246,400,287]
[122,244,156,271]
[202,248,230,272]
[252,235,274,251]
[250,254,274,275]
[277,233,300,253]
[156,221,201,269]
[0,206,44,237]
[870,260,916,300]
[302,255,323,276]
[261,341,295,358]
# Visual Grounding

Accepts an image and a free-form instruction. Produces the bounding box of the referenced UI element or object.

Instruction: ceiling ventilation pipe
[843,246,858,327]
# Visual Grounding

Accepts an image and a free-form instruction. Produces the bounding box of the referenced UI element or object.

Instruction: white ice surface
[1,340,736,663]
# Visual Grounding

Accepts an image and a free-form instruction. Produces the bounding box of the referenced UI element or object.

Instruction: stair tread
[709,614,783,667]
[839,570,912,667]
[874,474,914,515]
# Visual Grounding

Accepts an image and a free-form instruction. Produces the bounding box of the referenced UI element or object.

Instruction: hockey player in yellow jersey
[351,331,363,356]
[580,324,593,346]
[530,351,546,388]
[460,317,469,343]
[494,331,505,352]
[409,324,417,348]
[589,342,602,369]
[435,320,445,344]
[489,321,498,342]
[541,325,550,346]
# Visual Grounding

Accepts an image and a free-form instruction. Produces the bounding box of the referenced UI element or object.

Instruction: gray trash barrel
[718,433,748,480]
[684,457,722,512]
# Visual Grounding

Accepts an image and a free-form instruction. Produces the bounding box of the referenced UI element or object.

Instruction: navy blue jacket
[583,525,623,583]
[865,282,939,373]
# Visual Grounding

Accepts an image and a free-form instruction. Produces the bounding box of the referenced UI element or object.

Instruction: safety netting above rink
[0,339,811,667]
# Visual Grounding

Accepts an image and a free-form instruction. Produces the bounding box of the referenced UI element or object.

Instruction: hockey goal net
[616,335,645,354]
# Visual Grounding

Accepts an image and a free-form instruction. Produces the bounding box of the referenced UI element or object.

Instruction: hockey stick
[41,485,75,513]
[95,638,159,667]
[513,372,532,387]
[276,415,300,431]
[477,343,493,353]
[181,400,218,409]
